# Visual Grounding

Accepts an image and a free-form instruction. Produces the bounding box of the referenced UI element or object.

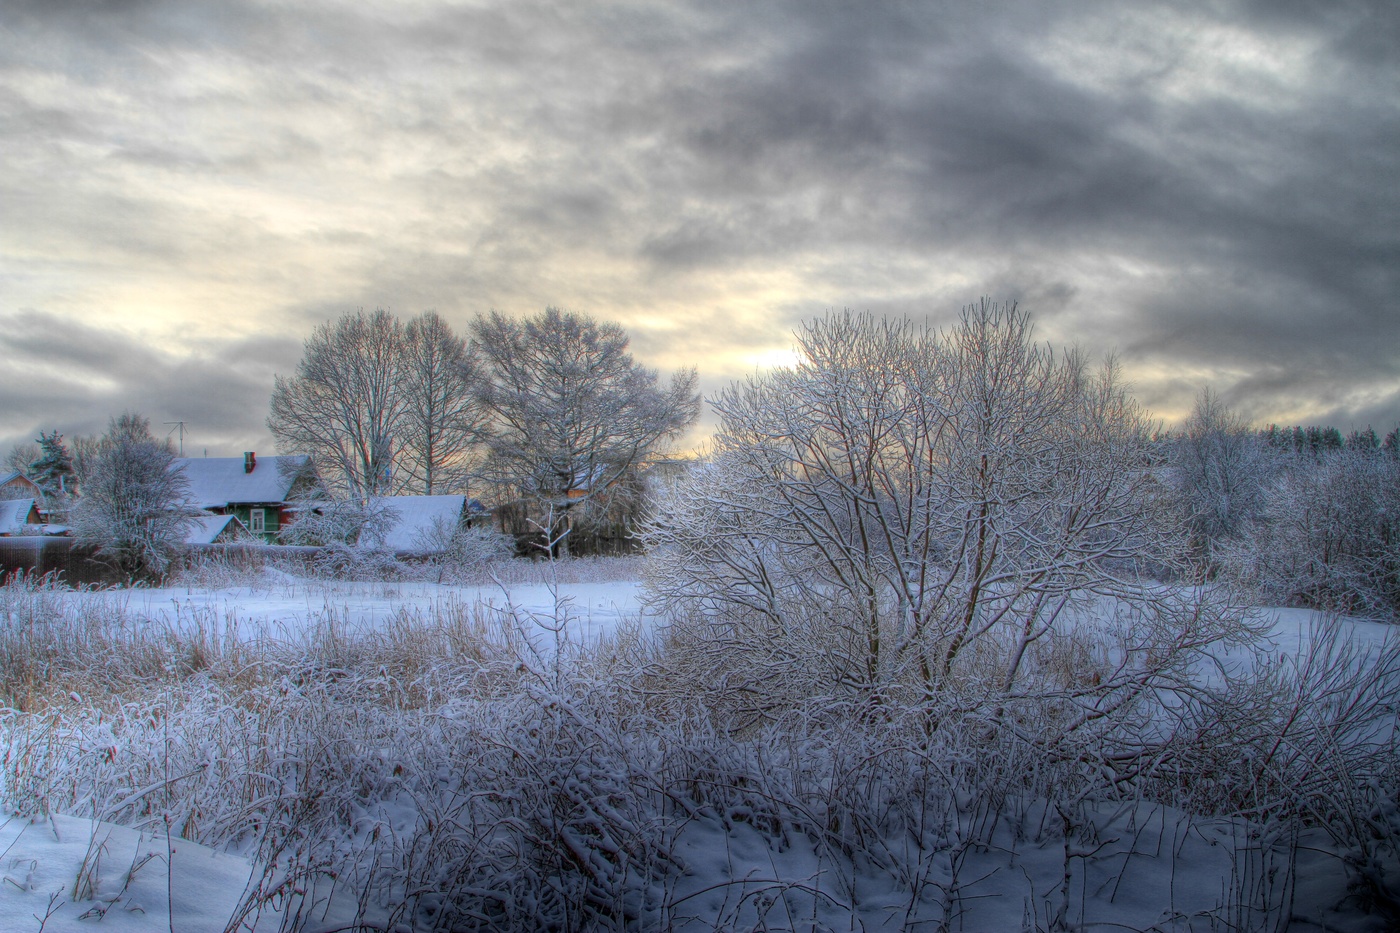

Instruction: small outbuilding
[0,498,41,535]
[182,514,259,545]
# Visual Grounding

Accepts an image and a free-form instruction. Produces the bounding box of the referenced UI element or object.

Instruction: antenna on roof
[164,421,186,457]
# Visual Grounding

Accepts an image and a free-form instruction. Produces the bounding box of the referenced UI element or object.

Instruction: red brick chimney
[244,451,256,474]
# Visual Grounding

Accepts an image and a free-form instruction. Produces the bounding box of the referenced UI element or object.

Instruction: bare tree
[398,311,487,495]
[643,304,1246,739]
[268,309,408,502]
[71,413,199,580]
[3,441,40,484]
[472,307,700,555]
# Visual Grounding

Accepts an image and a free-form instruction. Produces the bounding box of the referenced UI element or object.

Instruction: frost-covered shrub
[0,596,677,931]
[1228,447,1400,620]
[275,497,408,579]
[409,515,515,581]
[278,496,392,548]
[1155,617,1400,921]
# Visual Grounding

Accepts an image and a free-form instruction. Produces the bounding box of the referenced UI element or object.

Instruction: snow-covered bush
[276,496,406,578]
[277,496,391,548]
[410,514,515,581]
[1229,446,1400,620]
[1156,617,1400,921]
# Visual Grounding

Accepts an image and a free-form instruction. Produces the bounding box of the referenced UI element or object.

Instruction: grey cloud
[1,0,1396,437]
[0,311,296,456]
[624,2,1398,424]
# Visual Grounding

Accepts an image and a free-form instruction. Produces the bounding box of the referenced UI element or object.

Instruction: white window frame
[250,508,266,534]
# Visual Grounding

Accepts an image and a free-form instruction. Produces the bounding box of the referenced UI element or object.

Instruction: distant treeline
[1258,423,1400,454]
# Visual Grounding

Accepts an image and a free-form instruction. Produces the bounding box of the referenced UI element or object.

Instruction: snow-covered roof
[370,495,467,552]
[173,455,312,509]
[182,514,247,545]
[0,498,38,534]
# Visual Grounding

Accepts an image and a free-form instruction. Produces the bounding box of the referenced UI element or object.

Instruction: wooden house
[172,452,320,543]
[0,471,42,500]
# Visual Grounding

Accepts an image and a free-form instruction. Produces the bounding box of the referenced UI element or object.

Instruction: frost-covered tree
[277,495,395,547]
[269,310,409,502]
[1347,426,1380,451]
[398,311,487,495]
[71,413,199,580]
[472,307,699,556]
[1175,390,1272,570]
[3,441,40,488]
[412,514,514,579]
[643,304,1246,738]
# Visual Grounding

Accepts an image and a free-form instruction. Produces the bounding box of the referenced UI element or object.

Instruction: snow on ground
[0,814,282,933]
[66,575,645,650]
[31,572,1399,665]
[2,573,1395,931]
[1246,604,1395,659]
[0,785,1370,932]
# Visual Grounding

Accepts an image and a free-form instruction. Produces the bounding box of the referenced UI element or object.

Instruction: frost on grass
[0,570,1397,931]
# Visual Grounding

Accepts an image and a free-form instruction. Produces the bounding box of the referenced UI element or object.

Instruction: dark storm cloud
[1,0,1396,443]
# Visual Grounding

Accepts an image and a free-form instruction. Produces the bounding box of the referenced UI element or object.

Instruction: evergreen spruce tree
[29,431,77,506]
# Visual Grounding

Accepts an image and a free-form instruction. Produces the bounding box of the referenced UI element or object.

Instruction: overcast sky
[2,0,1397,458]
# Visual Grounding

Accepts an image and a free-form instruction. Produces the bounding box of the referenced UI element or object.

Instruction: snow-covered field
[91,575,646,652]
[46,574,1400,668]
[1,567,1396,932]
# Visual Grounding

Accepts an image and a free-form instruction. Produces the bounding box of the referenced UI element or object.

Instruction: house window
[250,508,266,534]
